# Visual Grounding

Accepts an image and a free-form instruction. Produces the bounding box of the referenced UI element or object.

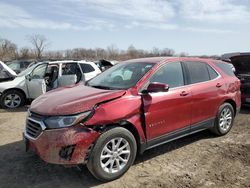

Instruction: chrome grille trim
[25,117,46,140]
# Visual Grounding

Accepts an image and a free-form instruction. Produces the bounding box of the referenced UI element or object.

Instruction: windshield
[7,62,20,70]
[17,64,37,77]
[88,62,155,90]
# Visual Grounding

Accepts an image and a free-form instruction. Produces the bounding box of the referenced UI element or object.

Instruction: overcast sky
[0,0,249,55]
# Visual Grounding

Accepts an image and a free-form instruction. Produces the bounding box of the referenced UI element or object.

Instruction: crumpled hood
[30,84,126,116]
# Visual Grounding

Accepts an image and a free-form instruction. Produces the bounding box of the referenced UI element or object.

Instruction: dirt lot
[0,106,249,188]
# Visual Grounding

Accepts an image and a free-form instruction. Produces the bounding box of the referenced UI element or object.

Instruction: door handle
[216,83,222,88]
[180,91,189,96]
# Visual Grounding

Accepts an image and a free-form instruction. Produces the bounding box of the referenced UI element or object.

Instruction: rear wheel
[87,127,137,182]
[211,103,235,136]
[0,90,25,109]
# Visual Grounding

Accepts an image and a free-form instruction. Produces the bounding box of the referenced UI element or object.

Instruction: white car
[0,61,17,82]
[0,60,101,108]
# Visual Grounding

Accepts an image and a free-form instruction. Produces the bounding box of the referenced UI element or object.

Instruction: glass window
[31,64,47,79]
[149,62,184,88]
[62,63,78,75]
[8,62,20,70]
[207,65,219,79]
[215,62,235,76]
[88,62,154,90]
[80,63,95,73]
[185,62,210,84]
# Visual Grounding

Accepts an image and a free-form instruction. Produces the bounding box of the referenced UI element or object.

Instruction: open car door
[26,63,47,99]
[58,63,81,87]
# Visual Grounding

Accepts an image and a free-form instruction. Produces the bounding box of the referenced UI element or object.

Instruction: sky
[0,0,250,56]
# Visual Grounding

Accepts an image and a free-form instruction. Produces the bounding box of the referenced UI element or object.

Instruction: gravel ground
[0,106,249,188]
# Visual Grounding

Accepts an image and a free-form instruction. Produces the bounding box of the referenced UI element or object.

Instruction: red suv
[24,57,241,181]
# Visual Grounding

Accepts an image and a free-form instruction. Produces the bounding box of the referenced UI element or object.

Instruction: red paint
[28,125,100,164]
[26,57,241,165]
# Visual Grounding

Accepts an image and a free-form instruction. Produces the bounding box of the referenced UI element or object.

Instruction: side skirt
[139,118,215,153]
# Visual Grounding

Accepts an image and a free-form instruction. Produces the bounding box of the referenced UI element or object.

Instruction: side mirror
[25,74,31,81]
[145,82,169,93]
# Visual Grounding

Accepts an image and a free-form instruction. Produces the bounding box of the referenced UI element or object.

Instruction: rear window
[215,62,235,76]
[80,63,95,73]
[185,61,210,84]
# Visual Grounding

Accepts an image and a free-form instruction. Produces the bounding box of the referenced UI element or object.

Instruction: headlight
[44,111,92,129]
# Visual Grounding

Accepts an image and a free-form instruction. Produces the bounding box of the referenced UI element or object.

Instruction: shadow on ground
[0,130,214,188]
[0,106,29,113]
[240,105,250,114]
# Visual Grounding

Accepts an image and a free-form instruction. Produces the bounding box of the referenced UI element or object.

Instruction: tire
[211,103,235,136]
[87,127,137,182]
[0,90,25,109]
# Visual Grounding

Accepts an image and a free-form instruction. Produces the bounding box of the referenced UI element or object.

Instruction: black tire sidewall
[215,103,235,135]
[0,90,25,109]
[87,127,137,182]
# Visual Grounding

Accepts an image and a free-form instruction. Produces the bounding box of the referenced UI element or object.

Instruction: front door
[26,64,47,99]
[141,62,192,140]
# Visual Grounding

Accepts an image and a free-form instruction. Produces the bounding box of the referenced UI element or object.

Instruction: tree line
[0,34,219,62]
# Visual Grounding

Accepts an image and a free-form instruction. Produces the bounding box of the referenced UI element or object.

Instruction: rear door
[58,63,81,87]
[184,61,222,127]
[142,62,192,140]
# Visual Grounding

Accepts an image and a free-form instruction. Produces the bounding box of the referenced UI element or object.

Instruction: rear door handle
[216,83,222,88]
[180,91,189,96]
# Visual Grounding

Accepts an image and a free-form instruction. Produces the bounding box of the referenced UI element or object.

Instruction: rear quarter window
[214,62,235,76]
[80,63,95,73]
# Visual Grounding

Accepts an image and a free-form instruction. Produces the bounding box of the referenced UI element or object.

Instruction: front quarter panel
[0,76,28,96]
[85,94,146,142]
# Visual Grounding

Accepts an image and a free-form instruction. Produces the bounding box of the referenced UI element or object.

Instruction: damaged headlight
[44,111,92,129]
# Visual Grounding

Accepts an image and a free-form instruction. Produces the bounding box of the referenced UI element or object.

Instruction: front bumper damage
[24,125,100,165]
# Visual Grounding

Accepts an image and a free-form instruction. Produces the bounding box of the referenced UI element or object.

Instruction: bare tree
[19,47,32,59]
[0,38,18,60]
[107,44,119,59]
[27,34,49,59]
[179,52,189,57]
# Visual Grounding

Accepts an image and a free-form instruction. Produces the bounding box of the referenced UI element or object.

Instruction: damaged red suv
[24,57,241,181]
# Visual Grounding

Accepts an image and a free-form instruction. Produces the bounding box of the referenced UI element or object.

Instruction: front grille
[26,119,43,139]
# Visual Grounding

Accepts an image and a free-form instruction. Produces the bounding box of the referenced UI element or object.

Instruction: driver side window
[149,62,184,89]
[31,64,47,79]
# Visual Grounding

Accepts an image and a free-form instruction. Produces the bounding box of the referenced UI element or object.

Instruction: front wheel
[87,127,137,182]
[211,103,235,136]
[0,90,25,109]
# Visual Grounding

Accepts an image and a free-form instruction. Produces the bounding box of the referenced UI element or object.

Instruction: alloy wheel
[4,94,21,108]
[219,107,233,132]
[100,137,131,174]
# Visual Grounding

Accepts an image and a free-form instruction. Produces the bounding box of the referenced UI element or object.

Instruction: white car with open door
[0,60,101,108]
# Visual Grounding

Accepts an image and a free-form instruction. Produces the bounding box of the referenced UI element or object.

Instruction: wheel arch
[223,99,236,116]
[104,121,143,154]
[2,88,27,100]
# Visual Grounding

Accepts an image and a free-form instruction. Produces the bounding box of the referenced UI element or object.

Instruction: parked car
[94,59,115,71]
[222,52,250,105]
[0,60,101,108]
[24,57,241,181]
[5,60,37,74]
[0,61,17,82]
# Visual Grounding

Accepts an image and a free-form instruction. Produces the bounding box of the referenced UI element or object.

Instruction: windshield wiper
[90,85,116,90]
